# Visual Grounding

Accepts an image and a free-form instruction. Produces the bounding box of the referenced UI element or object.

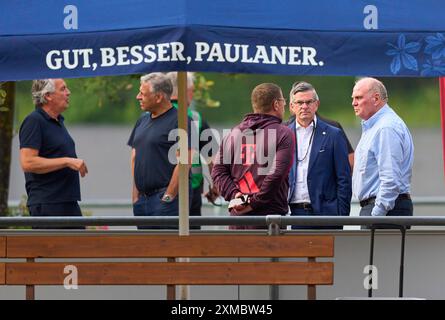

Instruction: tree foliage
[0,82,15,216]
[12,74,440,128]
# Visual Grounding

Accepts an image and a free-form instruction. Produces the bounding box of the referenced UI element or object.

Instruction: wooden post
[177,71,190,237]
[25,258,35,300]
[307,257,316,300]
[166,257,176,300]
[177,72,190,300]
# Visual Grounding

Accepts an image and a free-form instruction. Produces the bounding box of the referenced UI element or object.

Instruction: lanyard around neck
[296,120,316,162]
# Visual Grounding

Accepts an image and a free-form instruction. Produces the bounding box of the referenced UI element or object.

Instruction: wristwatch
[161,194,174,203]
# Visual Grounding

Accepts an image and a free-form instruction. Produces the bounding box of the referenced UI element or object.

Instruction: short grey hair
[289,81,319,103]
[166,72,195,97]
[140,72,173,99]
[31,79,56,107]
[356,77,388,102]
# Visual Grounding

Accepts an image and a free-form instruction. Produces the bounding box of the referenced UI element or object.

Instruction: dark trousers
[290,207,343,230]
[133,189,192,230]
[27,201,84,229]
[190,185,203,230]
[359,198,413,229]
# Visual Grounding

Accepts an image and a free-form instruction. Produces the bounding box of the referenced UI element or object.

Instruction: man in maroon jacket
[211,83,295,229]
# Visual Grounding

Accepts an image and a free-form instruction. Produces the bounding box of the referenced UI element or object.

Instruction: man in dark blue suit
[287,82,352,229]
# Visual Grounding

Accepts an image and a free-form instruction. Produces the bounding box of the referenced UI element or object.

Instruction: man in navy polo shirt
[128,72,193,229]
[19,79,88,227]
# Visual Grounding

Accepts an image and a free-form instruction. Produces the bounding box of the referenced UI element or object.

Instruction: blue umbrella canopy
[1,0,445,80]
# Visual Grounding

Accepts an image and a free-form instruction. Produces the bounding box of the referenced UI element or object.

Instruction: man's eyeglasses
[294,99,316,107]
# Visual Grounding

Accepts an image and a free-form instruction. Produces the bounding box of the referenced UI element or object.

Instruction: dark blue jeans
[28,201,84,229]
[133,190,192,230]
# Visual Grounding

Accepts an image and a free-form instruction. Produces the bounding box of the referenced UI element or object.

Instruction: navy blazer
[287,118,352,215]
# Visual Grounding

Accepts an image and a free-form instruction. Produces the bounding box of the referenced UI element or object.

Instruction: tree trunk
[0,82,15,216]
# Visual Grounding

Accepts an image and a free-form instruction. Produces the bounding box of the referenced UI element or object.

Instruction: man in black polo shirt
[128,72,192,229]
[19,79,88,227]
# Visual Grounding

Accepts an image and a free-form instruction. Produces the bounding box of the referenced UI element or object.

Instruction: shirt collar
[36,107,64,123]
[362,104,389,130]
[295,114,317,130]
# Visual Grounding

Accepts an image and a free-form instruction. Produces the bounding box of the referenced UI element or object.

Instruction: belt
[140,187,167,197]
[289,202,312,210]
[359,193,411,207]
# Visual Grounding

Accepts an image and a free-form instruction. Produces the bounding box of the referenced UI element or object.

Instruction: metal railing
[8,196,445,209]
[1,215,445,228]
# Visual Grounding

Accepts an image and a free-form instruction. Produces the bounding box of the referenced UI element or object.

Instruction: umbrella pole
[178,71,190,300]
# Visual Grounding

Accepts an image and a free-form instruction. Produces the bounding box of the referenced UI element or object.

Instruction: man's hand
[234,192,244,199]
[232,204,253,215]
[231,192,252,215]
[67,158,88,177]
[204,185,220,204]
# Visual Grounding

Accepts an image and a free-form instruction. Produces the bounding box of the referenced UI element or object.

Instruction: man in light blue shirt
[352,77,414,219]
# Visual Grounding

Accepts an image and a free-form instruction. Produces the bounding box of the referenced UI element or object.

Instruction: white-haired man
[19,79,88,227]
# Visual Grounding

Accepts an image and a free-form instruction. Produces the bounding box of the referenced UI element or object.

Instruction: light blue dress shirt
[352,104,414,216]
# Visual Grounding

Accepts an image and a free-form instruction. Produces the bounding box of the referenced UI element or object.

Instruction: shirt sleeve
[19,115,42,150]
[211,133,240,201]
[371,127,404,216]
[127,116,144,147]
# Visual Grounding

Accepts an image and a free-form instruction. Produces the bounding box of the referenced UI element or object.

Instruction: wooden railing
[0,234,334,300]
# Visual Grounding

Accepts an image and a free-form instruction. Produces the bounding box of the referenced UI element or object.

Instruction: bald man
[352,77,414,221]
